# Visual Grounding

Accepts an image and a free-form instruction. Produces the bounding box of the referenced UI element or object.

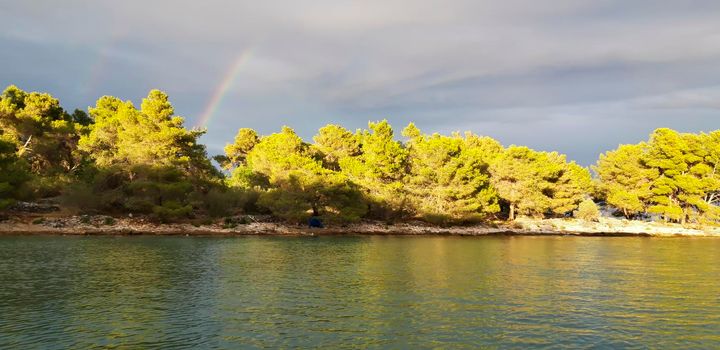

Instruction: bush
[61,164,217,222]
[0,189,14,209]
[420,212,486,227]
[60,182,104,213]
[422,213,452,227]
[257,176,367,224]
[222,222,238,229]
[21,174,73,200]
[574,199,600,222]
[195,187,258,218]
[0,138,31,206]
[152,201,192,222]
[222,217,237,229]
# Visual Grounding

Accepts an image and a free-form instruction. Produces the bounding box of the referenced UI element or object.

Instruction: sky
[1,0,719,165]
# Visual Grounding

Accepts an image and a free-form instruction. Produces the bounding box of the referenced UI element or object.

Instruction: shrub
[196,187,258,218]
[60,182,105,213]
[574,199,600,222]
[257,176,367,224]
[420,212,486,227]
[222,222,238,229]
[0,138,31,206]
[21,174,73,200]
[153,201,192,222]
[422,213,452,227]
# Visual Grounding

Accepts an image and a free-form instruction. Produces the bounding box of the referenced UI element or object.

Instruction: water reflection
[0,236,718,348]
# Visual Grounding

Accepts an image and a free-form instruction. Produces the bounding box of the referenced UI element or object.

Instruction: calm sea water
[0,235,719,349]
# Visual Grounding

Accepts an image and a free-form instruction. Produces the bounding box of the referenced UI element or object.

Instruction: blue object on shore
[308,217,324,228]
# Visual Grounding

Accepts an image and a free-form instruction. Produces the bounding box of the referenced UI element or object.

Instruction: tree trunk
[681,208,687,225]
[509,205,515,221]
[311,204,319,216]
[17,135,32,156]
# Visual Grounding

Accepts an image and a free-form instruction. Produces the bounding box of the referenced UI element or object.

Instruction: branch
[17,135,32,156]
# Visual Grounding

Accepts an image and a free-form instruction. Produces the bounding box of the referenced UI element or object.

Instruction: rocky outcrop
[0,214,718,237]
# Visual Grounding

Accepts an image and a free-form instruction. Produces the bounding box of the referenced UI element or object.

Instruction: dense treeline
[1,85,718,225]
[595,129,720,224]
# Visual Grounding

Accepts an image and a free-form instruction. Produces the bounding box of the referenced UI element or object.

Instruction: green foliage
[574,199,600,222]
[245,126,367,223]
[124,166,193,213]
[258,174,366,223]
[644,129,708,224]
[195,187,258,217]
[357,120,408,181]
[78,90,218,180]
[71,109,93,126]
[594,128,720,225]
[6,83,719,227]
[550,160,593,216]
[403,125,501,223]
[152,201,192,223]
[0,137,30,208]
[594,143,657,218]
[0,85,83,177]
[227,166,269,189]
[491,146,590,220]
[313,124,360,170]
[246,126,322,179]
[62,164,211,221]
[222,128,259,169]
[339,120,409,220]
[64,90,230,221]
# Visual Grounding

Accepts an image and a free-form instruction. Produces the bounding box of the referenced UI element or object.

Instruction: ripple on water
[0,236,719,349]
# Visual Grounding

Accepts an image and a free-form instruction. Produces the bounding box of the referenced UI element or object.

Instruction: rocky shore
[0,212,719,237]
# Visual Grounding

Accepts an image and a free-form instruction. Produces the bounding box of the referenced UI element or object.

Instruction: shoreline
[1,214,719,237]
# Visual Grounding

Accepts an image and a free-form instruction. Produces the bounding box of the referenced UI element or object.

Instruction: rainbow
[195,50,253,128]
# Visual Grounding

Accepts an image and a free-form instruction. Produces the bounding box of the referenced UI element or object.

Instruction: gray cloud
[1,0,719,165]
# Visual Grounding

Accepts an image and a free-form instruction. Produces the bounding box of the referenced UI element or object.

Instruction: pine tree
[247,126,366,222]
[491,146,590,220]
[402,124,501,223]
[0,85,82,174]
[594,143,657,218]
[79,90,217,179]
[221,128,259,170]
[312,124,360,170]
[338,120,409,220]
[645,129,708,224]
[0,137,30,208]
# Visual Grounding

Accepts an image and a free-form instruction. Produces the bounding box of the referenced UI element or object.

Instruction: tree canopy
[2,84,718,226]
[403,125,501,224]
[490,146,591,220]
[0,85,83,175]
[595,128,720,224]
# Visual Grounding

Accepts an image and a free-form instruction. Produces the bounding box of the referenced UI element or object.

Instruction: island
[1,85,719,236]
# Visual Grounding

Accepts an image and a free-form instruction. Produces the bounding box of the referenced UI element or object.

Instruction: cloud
[633,86,720,110]
[1,0,720,165]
